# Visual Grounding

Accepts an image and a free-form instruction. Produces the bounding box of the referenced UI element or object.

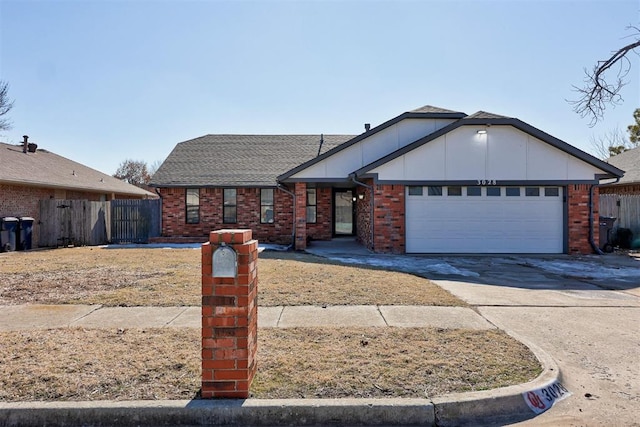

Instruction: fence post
[201,229,258,398]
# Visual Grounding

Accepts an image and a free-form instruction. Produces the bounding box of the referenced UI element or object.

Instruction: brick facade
[306,187,332,241]
[159,187,295,245]
[372,184,405,254]
[355,181,372,250]
[567,184,599,254]
[159,183,599,255]
[294,183,307,250]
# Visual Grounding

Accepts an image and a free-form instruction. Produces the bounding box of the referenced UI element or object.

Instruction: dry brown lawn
[0,247,463,307]
[0,246,542,402]
[0,327,541,401]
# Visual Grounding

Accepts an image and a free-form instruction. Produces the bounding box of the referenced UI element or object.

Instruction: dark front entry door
[334,189,354,236]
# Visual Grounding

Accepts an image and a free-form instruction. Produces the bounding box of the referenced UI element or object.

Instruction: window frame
[223,188,237,224]
[487,187,501,197]
[408,186,423,196]
[506,187,521,197]
[525,187,540,197]
[428,186,443,196]
[306,188,317,224]
[467,186,481,196]
[447,186,462,196]
[545,187,560,197]
[185,188,200,224]
[260,188,274,224]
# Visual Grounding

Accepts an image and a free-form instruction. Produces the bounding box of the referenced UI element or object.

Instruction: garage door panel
[406,186,563,253]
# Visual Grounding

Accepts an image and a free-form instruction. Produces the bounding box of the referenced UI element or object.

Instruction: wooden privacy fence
[600,194,640,236]
[111,199,161,244]
[39,200,111,247]
[39,199,161,247]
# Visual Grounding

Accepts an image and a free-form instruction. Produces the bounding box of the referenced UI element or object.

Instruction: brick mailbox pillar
[201,229,258,398]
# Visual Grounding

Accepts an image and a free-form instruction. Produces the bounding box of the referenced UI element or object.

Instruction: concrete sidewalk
[0,302,558,427]
[0,303,496,331]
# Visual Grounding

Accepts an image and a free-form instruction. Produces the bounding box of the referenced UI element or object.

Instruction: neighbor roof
[604,146,639,185]
[150,134,353,187]
[0,142,154,197]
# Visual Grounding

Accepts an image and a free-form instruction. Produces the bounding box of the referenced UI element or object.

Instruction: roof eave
[0,178,153,196]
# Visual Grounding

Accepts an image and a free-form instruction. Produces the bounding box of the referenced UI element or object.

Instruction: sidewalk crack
[376,305,389,326]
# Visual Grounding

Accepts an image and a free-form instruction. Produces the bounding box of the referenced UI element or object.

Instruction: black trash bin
[18,217,35,250]
[599,216,616,253]
[1,217,19,252]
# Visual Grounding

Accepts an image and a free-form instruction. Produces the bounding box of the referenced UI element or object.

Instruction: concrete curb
[0,339,560,427]
[429,317,563,427]
[0,399,434,426]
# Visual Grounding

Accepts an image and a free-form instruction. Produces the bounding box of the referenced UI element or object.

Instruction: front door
[333,189,355,236]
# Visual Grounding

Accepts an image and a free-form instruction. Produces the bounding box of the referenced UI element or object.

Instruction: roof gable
[278,105,467,181]
[354,116,624,180]
[0,142,154,196]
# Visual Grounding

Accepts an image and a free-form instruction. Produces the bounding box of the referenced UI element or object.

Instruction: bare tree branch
[0,80,14,132]
[569,26,640,126]
[590,126,629,159]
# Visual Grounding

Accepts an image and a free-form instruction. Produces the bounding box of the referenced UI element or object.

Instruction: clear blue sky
[1,0,638,175]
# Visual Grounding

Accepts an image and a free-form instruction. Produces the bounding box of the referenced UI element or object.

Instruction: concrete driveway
[307,244,640,426]
[426,256,639,426]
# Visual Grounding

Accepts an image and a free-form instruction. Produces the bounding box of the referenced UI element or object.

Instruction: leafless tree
[148,159,163,177]
[590,127,630,159]
[114,159,151,187]
[0,80,14,131]
[570,26,640,126]
[591,109,640,159]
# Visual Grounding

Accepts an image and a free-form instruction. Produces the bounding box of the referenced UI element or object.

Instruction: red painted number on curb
[527,391,547,410]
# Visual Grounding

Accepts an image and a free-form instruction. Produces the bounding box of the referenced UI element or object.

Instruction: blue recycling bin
[19,217,35,250]
[1,217,19,252]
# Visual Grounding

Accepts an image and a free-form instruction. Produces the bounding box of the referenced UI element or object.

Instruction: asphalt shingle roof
[0,142,154,197]
[464,111,511,119]
[409,105,466,114]
[150,134,354,187]
[606,146,640,185]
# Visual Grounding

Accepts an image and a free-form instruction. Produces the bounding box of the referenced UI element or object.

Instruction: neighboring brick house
[0,138,155,247]
[151,105,624,254]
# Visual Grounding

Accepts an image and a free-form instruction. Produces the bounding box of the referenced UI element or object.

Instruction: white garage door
[406,186,564,253]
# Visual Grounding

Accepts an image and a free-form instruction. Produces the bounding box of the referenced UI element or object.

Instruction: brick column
[294,182,307,250]
[373,184,406,254]
[567,184,598,254]
[201,229,258,398]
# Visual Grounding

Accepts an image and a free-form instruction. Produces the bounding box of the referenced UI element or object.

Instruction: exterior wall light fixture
[477,130,487,135]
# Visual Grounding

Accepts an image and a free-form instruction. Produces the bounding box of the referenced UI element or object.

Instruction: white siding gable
[368,125,605,182]
[290,118,457,179]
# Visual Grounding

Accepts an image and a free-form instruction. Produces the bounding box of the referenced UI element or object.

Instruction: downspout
[276,183,296,250]
[589,177,621,255]
[350,174,374,251]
